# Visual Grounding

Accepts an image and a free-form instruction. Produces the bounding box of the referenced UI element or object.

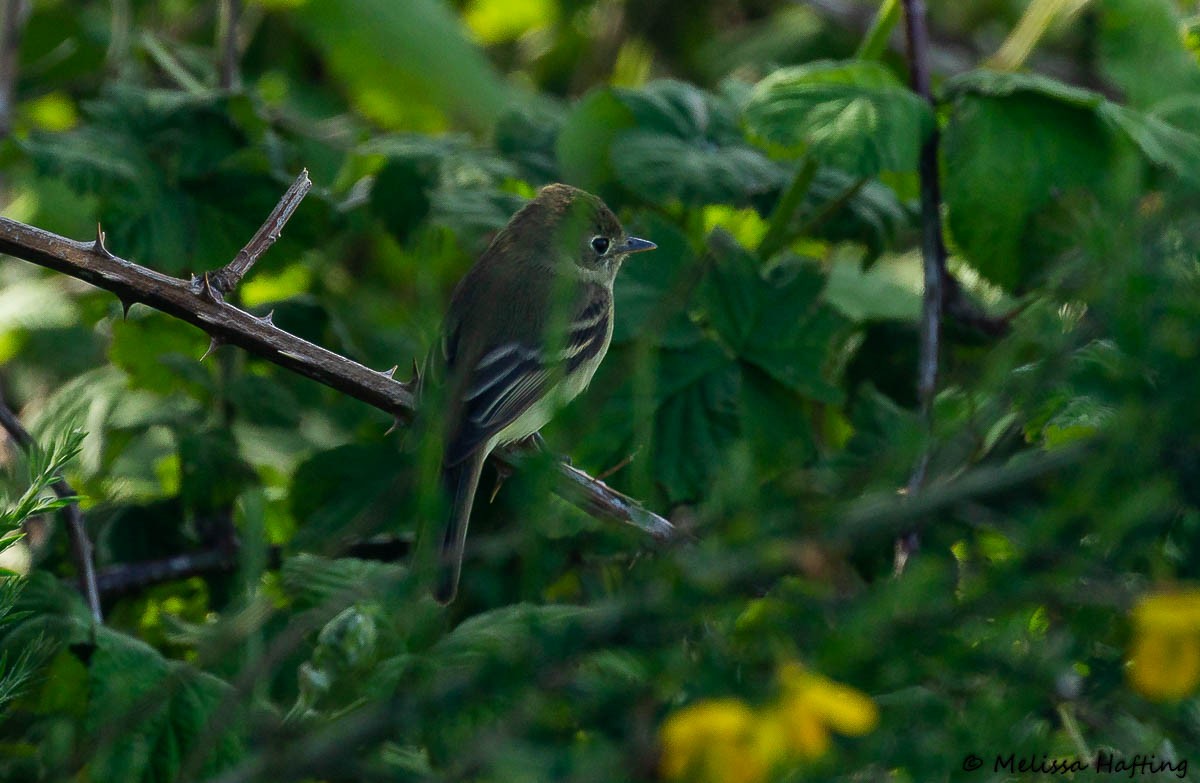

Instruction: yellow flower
[778,663,880,740]
[659,666,879,781]
[1129,589,1200,700]
[659,699,786,783]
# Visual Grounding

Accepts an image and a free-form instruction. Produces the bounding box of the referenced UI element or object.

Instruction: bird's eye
[590,236,610,255]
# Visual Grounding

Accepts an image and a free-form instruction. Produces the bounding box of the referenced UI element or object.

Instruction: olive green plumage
[429,183,655,603]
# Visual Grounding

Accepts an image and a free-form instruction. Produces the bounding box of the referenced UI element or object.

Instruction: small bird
[429,183,655,603]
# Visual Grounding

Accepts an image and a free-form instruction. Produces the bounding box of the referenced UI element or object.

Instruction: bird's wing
[443,286,611,466]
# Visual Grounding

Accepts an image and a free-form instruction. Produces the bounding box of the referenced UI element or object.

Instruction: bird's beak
[621,236,657,255]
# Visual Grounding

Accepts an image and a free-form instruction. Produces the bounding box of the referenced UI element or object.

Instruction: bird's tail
[434,450,486,604]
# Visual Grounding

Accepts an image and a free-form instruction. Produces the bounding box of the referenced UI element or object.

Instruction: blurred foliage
[0,0,1197,782]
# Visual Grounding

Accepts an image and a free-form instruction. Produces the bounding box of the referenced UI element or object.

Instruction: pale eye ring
[590,236,610,255]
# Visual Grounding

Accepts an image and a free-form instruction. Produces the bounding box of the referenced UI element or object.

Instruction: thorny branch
[0,176,675,556]
[207,170,311,297]
[0,389,102,623]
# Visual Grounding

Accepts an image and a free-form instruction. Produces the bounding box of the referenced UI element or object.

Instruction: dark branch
[904,0,944,479]
[897,0,944,572]
[0,195,673,542]
[92,535,414,599]
[207,168,310,297]
[0,388,102,623]
[94,547,236,600]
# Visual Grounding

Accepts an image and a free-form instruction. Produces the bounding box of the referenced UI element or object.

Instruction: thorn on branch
[489,461,514,503]
[259,309,275,326]
[380,365,398,379]
[91,224,115,260]
[197,272,224,304]
[200,336,223,361]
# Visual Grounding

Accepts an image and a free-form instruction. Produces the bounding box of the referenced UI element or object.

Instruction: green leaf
[744,60,934,175]
[368,157,436,243]
[1097,0,1200,111]
[941,78,1137,289]
[178,429,257,514]
[555,88,636,195]
[431,603,602,670]
[703,232,848,403]
[85,627,244,782]
[942,69,1106,109]
[495,101,567,182]
[225,374,302,429]
[612,213,704,347]
[559,80,780,205]
[651,344,740,503]
[611,130,784,206]
[288,444,401,544]
[292,0,513,131]
[1099,104,1200,185]
[280,554,407,610]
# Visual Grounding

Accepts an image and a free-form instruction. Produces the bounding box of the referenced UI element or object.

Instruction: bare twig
[207,169,311,297]
[0,0,28,138]
[0,387,102,623]
[0,196,673,542]
[218,0,242,90]
[94,547,235,600]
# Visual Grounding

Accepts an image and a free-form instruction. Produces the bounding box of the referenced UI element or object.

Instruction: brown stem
[0,388,102,623]
[0,197,672,542]
[207,170,311,297]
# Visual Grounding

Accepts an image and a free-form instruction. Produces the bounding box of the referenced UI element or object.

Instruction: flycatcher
[429,183,655,603]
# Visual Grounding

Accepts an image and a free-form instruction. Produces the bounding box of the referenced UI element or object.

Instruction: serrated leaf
[559,80,780,206]
[806,168,910,261]
[495,101,566,182]
[944,71,1200,184]
[744,60,934,175]
[611,129,784,206]
[651,344,740,503]
[280,554,407,609]
[703,232,848,402]
[612,213,703,347]
[431,603,601,670]
[85,627,244,782]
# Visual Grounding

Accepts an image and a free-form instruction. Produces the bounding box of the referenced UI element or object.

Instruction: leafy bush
[0,1,1198,781]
